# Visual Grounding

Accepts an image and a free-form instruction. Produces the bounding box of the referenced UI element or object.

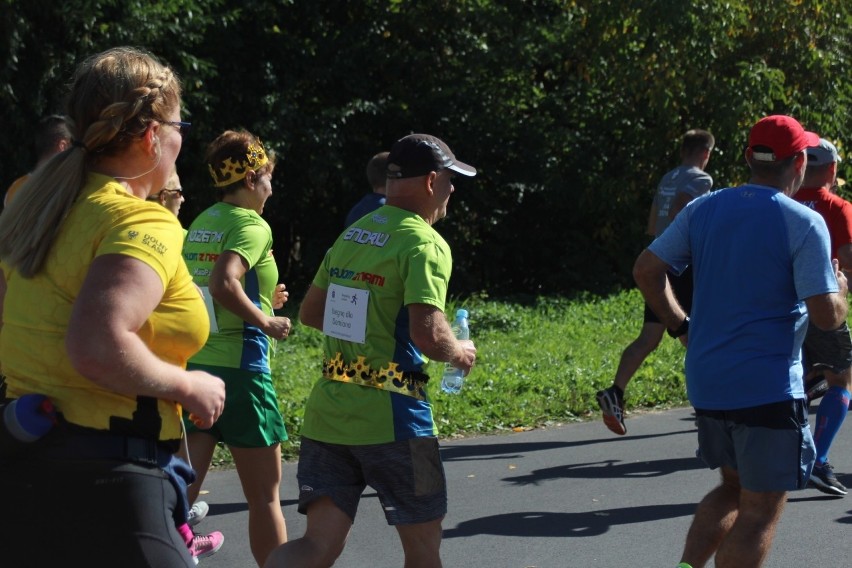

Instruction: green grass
[210,289,690,466]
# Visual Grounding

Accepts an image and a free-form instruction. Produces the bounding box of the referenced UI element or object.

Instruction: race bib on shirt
[323,283,369,344]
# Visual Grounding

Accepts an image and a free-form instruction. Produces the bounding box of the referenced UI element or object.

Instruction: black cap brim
[448,161,477,177]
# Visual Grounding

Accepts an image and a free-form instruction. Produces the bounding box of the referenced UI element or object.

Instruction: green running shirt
[302,205,452,444]
[183,202,279,373]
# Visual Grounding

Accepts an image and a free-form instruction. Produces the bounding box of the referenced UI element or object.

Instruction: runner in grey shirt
[597,129,714,436]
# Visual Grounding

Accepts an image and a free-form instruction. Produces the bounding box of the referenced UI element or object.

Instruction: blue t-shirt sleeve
[785,204,839,299]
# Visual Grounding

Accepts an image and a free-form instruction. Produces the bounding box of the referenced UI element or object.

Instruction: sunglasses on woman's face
[160,121,192,138]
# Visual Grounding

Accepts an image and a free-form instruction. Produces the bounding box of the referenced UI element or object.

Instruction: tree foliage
[2,0,851,300]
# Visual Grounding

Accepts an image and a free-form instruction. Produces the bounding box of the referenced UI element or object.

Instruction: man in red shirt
[793,138,852,496]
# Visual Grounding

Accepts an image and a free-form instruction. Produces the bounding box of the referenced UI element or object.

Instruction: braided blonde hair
[0,46,182,277]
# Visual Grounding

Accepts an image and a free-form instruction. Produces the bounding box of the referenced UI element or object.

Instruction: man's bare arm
[806,260,849,330]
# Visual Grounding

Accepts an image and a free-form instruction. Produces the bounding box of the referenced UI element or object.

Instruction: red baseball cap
[748,115,819,162]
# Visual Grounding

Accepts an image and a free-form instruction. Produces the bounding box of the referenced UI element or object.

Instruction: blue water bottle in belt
[0,393,57,456]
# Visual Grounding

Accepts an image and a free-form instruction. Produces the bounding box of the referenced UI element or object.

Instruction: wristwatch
[667,317,690,338]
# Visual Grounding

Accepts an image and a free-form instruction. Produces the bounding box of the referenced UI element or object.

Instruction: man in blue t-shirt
[634,115,849,568]
[344,151,389,228]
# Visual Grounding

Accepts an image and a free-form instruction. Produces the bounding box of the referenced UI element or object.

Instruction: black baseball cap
[386,134,477,179]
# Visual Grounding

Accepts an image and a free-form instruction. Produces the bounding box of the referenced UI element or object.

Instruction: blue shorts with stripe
[695,399,815,492]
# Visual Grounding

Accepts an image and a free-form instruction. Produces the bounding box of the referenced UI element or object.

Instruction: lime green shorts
[184,363,288,448]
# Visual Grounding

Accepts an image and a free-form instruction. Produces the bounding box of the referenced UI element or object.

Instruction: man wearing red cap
[266,133,478,568]
[792,137,852,496]
[634,115,848,568]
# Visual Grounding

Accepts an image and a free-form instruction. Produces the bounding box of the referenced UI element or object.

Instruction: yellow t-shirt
[2,173,208,441]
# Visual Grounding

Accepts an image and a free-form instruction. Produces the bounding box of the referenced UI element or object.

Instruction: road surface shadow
[442,503,697,538]
[503,455,704,485]
[440,428,696,463]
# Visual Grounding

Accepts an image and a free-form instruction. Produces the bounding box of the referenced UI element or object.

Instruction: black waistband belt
[34,430,177,465]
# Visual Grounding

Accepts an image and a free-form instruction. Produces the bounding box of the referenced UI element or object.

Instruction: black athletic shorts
[802,320,852,374]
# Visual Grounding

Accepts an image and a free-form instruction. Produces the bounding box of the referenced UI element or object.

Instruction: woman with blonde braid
[0,46,225,568]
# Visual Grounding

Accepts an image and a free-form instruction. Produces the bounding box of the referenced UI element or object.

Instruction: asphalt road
[195,406,852,567]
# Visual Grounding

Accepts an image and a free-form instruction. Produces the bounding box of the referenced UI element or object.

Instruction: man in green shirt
[265,133,478,568]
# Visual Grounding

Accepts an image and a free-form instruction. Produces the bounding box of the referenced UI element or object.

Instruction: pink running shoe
[189,531,224,560]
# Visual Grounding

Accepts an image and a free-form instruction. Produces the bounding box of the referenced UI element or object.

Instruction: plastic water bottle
[0,394,57,456]
[441,309,470,394]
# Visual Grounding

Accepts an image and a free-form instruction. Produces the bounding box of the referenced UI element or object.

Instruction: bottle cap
[455,308,469,318]
[4,394,56,441]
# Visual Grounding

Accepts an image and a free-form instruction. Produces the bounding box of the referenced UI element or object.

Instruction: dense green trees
[2,0,850,299]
